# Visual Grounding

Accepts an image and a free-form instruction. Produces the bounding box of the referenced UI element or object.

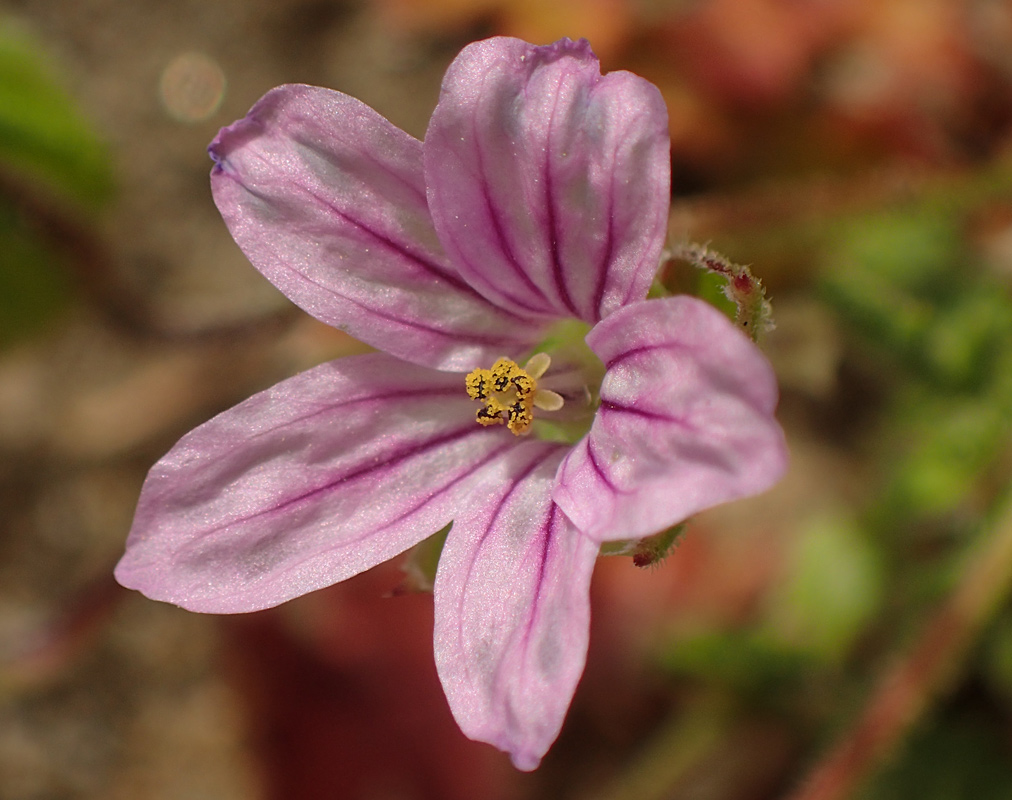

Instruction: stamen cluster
[466,357,536,435]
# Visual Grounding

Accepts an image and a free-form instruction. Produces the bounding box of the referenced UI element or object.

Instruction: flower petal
[553,297,788,542]
[210,84,543,371]
[434,444,599,771]
[424,37,670,322]
[115,354,516,613]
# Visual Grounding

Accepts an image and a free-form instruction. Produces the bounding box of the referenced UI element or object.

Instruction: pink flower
[115,37,787,770]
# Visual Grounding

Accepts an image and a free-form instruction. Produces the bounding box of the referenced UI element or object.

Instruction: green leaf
[659,628,811,697]
[765,515,884,663]
[881,394,1008,521]
[0,21,113,206]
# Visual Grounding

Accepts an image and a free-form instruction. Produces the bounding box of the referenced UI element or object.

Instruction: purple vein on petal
[200,425,489,536]
[469,81,547,312]
[544,81,579,318]
[295,181,489,299]
[519,506,554,634]
[456,445,556,599]
[488,503,575,735]
[603,341,692,371]
[591,128,620,316]
[283,438,518,567]
[455,443,562,676]
[240,385,464,444]
[584,437,624,493]
[277,129,433,217]
[599,400,695,429]
[366,441,515,537]
[263,232,533,348]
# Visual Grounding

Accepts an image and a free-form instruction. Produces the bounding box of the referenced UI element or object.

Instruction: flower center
[465,353,564,436]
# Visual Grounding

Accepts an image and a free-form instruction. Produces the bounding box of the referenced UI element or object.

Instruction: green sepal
[670,242,774,341]
[600,523,686,567]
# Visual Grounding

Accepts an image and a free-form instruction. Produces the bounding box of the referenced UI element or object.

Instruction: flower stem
[669,242,773,341]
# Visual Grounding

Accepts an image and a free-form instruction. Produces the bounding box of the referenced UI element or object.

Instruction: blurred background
[2,0,1012,798]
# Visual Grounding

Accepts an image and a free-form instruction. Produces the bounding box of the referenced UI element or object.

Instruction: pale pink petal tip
[425,36,670,323]
[433,447,599,770]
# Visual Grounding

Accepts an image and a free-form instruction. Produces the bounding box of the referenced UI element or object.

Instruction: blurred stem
[0,165,133,325]
[590,696,731,800]
[783,486,1012,800]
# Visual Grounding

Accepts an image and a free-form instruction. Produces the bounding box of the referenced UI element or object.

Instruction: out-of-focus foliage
[4,0,1012,798]
[0,21,113,345]
[658,516,884,711]
[822,202,1012,530]
[766,515,884,664]
[861,713,1012,800]
[0,22,112,206]
[0,198,72,344]
[659,628,812,700]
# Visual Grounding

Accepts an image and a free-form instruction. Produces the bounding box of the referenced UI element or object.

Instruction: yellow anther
[490,358,518,392]
[465,369,492,401]
[465,354,560,436]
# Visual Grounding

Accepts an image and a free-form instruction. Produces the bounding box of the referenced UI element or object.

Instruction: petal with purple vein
[553,297,788,542]
[115,354,516,613]
[425,37,670,323]
[210,84,543,371]
[434,444,599,770]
